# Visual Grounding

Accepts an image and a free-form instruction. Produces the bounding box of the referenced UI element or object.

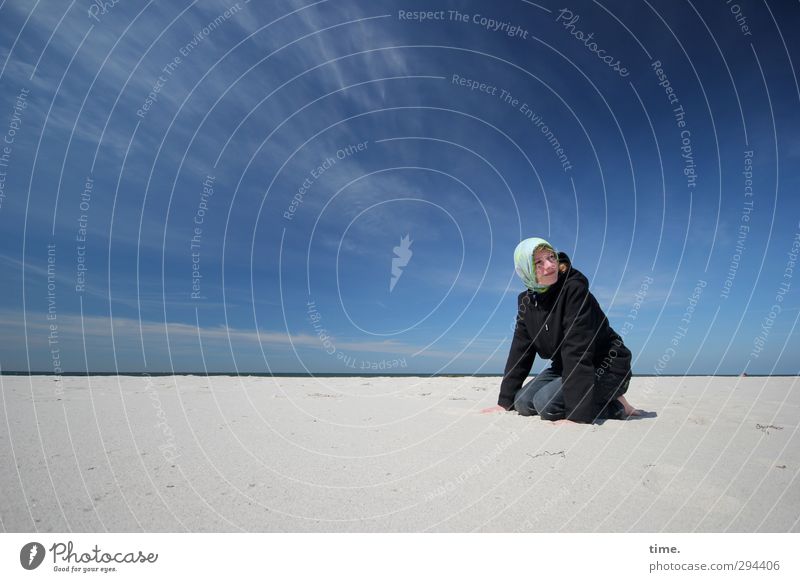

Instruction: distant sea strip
[0,372,783,378]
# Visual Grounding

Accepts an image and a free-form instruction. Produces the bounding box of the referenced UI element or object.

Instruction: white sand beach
[0,375,797,532]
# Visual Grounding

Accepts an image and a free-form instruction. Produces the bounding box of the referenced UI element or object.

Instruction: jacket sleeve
[559,282,600,422]
[498,296,536,410]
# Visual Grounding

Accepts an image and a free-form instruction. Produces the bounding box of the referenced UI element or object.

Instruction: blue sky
[0,0,798,374]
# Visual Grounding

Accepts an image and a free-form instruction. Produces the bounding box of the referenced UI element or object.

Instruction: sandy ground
[0,375,797,532]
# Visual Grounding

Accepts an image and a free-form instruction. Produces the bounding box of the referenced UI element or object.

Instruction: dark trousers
[513,367,630,421]
[513,367,564,420]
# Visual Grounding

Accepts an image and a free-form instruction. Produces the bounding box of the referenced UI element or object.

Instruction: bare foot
[617,395,642,417]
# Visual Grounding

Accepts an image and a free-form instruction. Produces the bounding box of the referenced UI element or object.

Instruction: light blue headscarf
[514,237,558,292]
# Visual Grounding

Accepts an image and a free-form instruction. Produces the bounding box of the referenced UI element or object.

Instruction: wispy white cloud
[0,308,474,361]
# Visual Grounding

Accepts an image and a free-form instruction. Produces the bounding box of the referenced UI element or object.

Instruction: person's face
[533,248,558,286]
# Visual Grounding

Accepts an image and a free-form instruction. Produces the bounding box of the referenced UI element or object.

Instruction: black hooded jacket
[498,259,631,423]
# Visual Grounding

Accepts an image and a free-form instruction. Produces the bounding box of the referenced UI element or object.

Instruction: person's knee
[514,399,535,416]
[539,408,564,421]
[532,390,555,415]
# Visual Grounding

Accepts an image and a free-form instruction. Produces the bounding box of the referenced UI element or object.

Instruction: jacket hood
[560,262,588,288]
[527,254,589,309]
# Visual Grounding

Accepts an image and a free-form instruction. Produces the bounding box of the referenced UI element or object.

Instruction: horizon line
[0,371,788,378]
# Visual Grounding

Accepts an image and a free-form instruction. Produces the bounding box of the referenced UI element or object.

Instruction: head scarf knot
[513,237,558,292]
